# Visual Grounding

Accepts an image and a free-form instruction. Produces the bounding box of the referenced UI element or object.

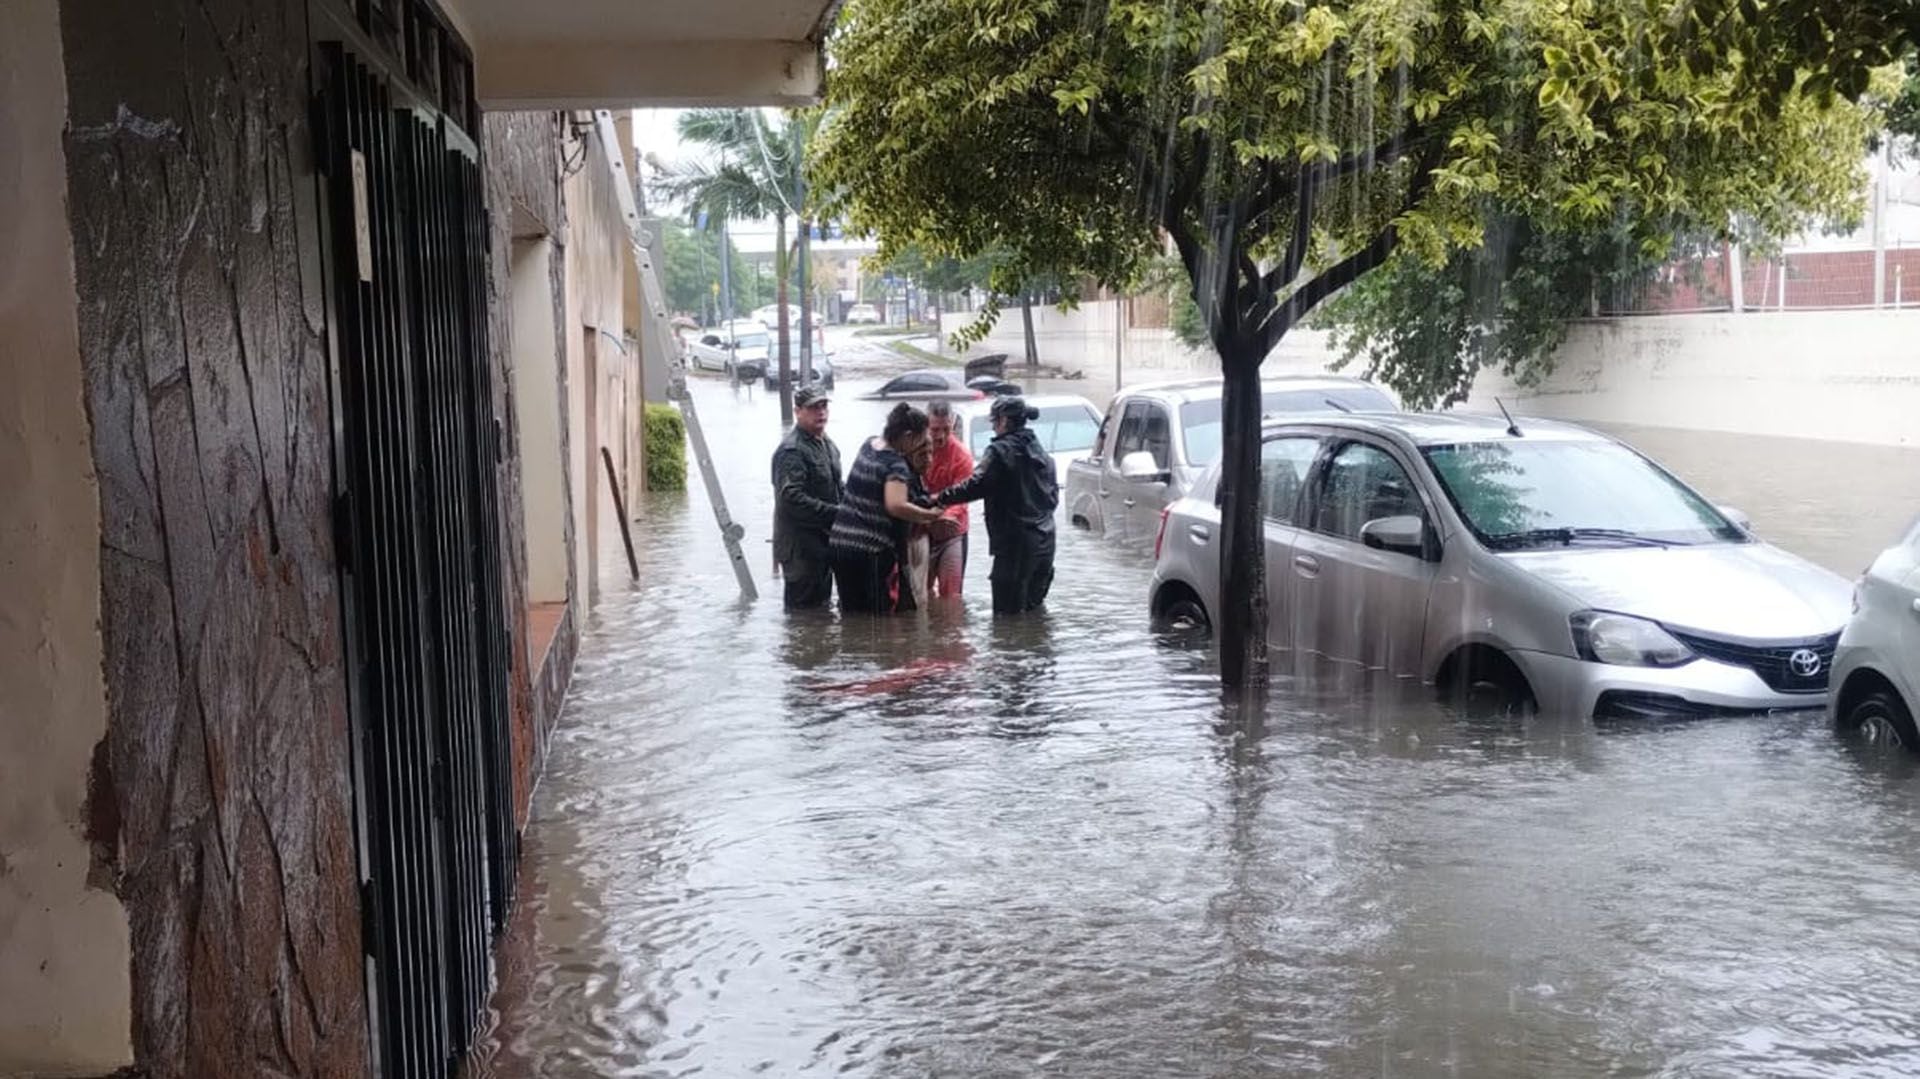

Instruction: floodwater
[470,346,1920,1078]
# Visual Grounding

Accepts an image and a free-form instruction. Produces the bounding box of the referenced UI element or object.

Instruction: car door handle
[1188,524,1211,543]
[1097,489,1111,498]
[1122,498,1136,508]
[1293,554,1320,577]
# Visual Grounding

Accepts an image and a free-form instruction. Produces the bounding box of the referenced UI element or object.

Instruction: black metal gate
[314,8,517,1075]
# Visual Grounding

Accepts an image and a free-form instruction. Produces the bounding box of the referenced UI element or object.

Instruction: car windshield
[1181,386,1394,464]
[731,333,770,350]
[1421,439,1746,548]
[966,406,1100,455]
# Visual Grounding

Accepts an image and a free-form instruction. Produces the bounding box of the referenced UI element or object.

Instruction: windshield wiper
[1487,527,1690,550]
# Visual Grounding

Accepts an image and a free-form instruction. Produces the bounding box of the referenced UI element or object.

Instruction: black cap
[795,385,831,409]
[989,395,1037,422]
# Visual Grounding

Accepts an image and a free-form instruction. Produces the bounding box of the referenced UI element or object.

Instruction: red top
[922,435,974,534]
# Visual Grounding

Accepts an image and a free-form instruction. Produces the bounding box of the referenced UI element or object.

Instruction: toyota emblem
[1788,648,1822,678]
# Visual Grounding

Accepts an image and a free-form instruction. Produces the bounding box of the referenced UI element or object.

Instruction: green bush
[644,403,688,492]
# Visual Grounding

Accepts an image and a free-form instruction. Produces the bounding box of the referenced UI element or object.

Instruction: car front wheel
[1843,689,1918,750]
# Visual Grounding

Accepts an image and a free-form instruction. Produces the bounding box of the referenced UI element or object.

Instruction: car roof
[722,319,768,332]
[1261,410,1605,446]
[954,393,1101,416]
[1120,373,1392,406]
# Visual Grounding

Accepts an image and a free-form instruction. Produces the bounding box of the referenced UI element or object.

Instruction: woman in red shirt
[921,402,975,597]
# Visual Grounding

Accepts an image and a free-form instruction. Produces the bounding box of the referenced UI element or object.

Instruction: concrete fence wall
[1468,311,1920,448]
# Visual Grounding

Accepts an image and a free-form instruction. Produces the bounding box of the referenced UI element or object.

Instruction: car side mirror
[1360,515,1428,557]
[1119,451,1170,483]
[1717,504,1752,532]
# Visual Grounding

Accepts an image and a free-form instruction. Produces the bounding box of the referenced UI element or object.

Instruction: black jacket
[938,427,1057,555]
[772,427,843,562]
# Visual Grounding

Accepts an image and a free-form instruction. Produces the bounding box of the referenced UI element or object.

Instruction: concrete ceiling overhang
[449,0,842,109]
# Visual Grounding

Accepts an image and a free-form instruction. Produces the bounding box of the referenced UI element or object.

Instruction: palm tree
[660,109,819,425]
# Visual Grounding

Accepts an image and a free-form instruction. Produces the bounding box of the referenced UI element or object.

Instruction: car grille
[1668,629,1840,694]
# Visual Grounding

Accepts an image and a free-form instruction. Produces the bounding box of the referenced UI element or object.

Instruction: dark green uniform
[771,426,843,608]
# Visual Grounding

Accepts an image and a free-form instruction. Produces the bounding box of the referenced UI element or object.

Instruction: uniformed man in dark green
[771,384,844,608]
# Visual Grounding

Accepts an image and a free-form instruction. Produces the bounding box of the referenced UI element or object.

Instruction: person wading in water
[920,401,974,598]
[829,403,946,613]
[936,396,1058,615]
[770,385,842,609]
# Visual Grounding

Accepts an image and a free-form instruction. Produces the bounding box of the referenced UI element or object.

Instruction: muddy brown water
[469,366,1920,1078]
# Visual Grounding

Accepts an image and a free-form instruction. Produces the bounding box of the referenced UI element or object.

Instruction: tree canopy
[818,0,1890,686]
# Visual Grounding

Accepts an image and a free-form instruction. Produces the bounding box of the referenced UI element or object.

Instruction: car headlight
[1569,611,1694,668]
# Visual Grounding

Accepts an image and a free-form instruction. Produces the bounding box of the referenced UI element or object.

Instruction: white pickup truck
[1063,375,1398,543]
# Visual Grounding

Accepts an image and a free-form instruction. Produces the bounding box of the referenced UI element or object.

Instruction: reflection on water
[470,376,1920,1077]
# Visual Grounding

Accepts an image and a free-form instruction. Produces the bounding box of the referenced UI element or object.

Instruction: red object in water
[1154,505,1171,562]
[812,656,963,695]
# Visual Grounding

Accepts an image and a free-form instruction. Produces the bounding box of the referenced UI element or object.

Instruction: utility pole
[1873,140,1891,308]
[718,220,733,324]
[796,120,814,385]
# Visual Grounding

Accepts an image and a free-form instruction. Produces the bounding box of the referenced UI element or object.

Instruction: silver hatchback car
[1149,413,1854,719]
[1830,514,1920,747]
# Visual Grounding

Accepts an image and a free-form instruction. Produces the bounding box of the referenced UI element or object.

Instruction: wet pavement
[470,347,1920,1077]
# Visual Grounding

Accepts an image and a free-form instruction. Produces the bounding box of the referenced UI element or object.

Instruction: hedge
[644,403,688,492]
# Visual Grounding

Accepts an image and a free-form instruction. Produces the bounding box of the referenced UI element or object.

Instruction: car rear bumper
[1512,650,1829,720]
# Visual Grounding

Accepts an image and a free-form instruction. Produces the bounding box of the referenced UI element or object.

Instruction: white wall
[1469,311,1920,448]
[510,237,568,604]
[0,0,133,1072]
[967,298,1342,377]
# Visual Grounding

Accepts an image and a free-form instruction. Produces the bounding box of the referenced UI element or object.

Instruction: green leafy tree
[658,218,764,319]
[819,0,1877,687]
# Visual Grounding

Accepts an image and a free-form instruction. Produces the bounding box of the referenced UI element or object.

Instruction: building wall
[561,120,633,612]
[51,0,369,1074]
[482,110,575,826]
[1468,311,1920,448]
[0,0,131,1072]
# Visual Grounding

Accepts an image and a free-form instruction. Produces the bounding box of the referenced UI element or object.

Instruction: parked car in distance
[953,394,1103,488]
[750,304,823,331]
[863,368,993,402]
[846,303,882,324]
[1149,412,1853,720]
[764,352,836,392]
[1831,514,1920,747]
[1065,375,1398,542]
[686,319,773,383]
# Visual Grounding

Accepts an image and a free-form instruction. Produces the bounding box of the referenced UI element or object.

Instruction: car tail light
[1154,506,1172,561]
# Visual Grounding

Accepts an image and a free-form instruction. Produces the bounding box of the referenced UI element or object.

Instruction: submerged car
[1064,375,1398,542]
[1831,514,1920,747]
[954,394,1103,488]
[763,352,835,392]
[686,319,772,383]
[1149,412,1853,720]
[863,368,992,401]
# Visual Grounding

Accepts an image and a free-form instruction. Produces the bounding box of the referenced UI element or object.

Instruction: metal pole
[1728,242,1744,313]
[1778,256,1788,310]
[1114,293,1124,392]
[1874,141,1890,308]
[718,221,733,323]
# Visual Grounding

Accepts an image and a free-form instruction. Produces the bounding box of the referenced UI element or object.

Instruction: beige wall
[1469,311,1920,448]
[0,0,133,1072]
[561,117,633,606]
[510,237,569,604]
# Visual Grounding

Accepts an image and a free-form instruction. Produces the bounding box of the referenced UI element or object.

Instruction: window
[1314,441,1426,543]
[1180,385,1395,466]
[1111,401,1150,461]
[1140,405,1173,470]
[1032,405,1103,454]
[1421,440,1743,547]
[881,373,946,395]
[968,416,992,455]
[1091,413,1113,460]
[1260,436,1322,523]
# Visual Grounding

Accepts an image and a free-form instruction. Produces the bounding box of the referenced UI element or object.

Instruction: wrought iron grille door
[315,25,516,1078]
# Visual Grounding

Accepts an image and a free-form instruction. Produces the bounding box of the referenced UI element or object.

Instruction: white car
[1831,514,1920,747]
[846,303,881,324]
[750,304,823,331]
[1150,412,1852,719]
[686,319,772,382]
[954,394,1103,488]
[1064,374,1398,543]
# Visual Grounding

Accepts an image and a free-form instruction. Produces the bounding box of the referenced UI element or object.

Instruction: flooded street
[472,353,1920,1077]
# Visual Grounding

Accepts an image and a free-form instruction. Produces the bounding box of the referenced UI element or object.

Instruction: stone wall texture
[483,111,576,830]
[57,0,369,1073]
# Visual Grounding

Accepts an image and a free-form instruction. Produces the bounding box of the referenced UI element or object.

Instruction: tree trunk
[1021,291,1039,366]
[1215,349,1269,689]
[775,213,793,426]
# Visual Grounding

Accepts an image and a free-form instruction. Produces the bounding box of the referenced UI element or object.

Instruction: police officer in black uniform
[771,385,843,608]
[935,395,1058,614]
